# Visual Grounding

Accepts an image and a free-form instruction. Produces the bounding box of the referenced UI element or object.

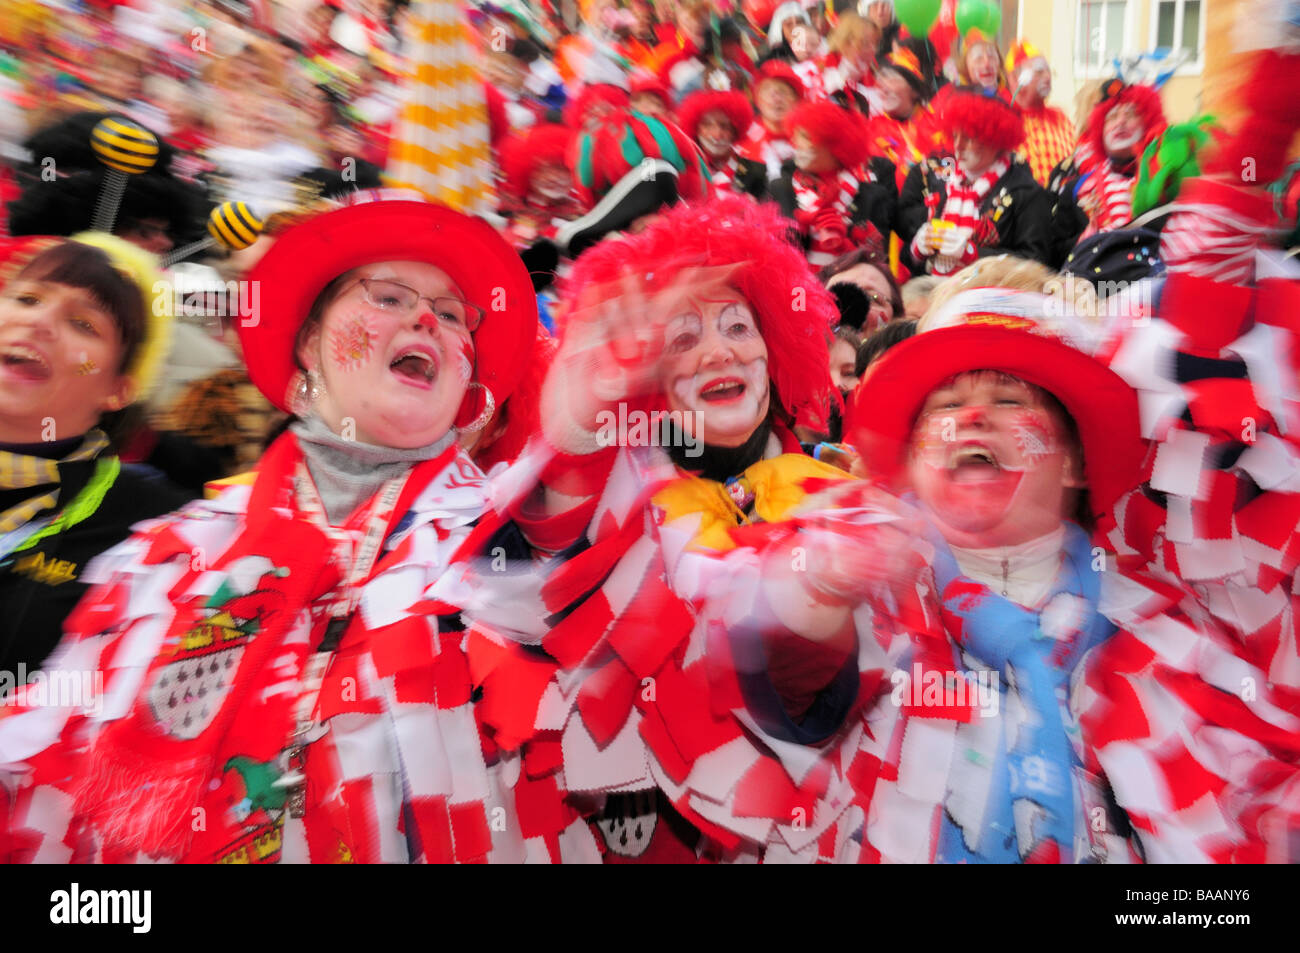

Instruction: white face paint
[535,183,572,201]
[670,355,770,442]
[700,135,732,158]
[660,296,773,449]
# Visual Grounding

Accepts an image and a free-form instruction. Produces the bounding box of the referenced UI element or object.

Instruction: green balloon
[956,0,1002,38]
[894,0,942,37]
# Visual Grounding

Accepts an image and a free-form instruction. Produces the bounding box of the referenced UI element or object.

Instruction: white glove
[912,222,938,257]
[938,225,973,259]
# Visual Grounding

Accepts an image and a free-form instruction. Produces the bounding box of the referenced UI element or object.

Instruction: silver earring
[455,382,496,434]
[289,370,325,416]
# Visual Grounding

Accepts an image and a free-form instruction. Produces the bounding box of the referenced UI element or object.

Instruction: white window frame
[1148,0,1207,76]
[1074,0,1136,80]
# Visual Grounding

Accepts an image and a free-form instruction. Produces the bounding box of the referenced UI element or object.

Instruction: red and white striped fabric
[918,155,1009,275]
[740,122,794,180]
[1073,141,1136,239]
[791,58,827,102]
[791,166,877,266]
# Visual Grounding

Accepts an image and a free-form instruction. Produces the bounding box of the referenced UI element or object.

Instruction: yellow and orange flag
[385,0,496,216]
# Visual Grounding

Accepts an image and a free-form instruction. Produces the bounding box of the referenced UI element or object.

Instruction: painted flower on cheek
[1009,410,1057,468]
[329,312,378,371]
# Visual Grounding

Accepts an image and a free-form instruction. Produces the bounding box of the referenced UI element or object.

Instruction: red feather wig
[786,100,872,169]
[561,195,837,431]
[941,86,1025,152]
[499,124,573,199]
[1084,83,1166,161]
[676,90,754,142]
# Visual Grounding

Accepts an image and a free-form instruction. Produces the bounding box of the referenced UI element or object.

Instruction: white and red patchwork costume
[0,435,597,863]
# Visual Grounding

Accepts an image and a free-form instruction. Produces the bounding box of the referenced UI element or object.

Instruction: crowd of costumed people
[1,0,1300,864]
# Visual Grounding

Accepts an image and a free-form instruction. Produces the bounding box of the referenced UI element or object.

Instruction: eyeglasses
[865,290,889,308]
[353,278,484,333]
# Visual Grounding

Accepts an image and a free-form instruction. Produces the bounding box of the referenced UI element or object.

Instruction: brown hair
[292,270,356,373]
[16,241,145,374]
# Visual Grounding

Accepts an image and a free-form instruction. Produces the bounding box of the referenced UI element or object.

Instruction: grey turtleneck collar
[290,413,456,524]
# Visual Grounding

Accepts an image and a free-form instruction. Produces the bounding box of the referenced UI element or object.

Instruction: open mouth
[947,444,1002,483]
[698,377,746,404]
[0,344,52,382]
[389,346,439,389]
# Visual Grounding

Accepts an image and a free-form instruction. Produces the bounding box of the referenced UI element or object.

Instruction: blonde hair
[828,12,881,55]
[920,256,1057,329]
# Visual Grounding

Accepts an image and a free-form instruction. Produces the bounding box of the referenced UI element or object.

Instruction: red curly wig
[941,85,1025,152]
[1084,82,1167,161]
[563,83,632,130]
[786,100,872,169]
[560,195,837,431]
[499,123,573,199]
[676,90,754,142]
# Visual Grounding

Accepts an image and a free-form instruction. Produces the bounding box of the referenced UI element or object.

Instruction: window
[1151,0,1204,68]
[1075,1,1131,74]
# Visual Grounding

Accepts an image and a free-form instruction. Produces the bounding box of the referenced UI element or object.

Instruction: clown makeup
[698,110,736,158]
[531,162,572,203]
[329,312,378,371]
[303,261,476,450]
[1103,103,1144,159]
[456,335,474,385]
[661,295,771,448]
[792,129,835,174]
[965,42,999,89]
[907,371,1083,549]
[955,132,998,179]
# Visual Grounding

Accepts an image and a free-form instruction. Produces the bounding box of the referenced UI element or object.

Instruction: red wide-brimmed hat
[847,285,1145,520]
[241,198,537,413]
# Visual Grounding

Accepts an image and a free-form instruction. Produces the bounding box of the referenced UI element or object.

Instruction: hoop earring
[455,382,496,434]
[289,369,325,417]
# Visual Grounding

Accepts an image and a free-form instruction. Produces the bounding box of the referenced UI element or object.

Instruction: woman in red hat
[439,195,892,862]
[770,99,897,267]
[0,233,190,685]
[817,256,1149,862]
[899,86,1054,276]
[0,198,596,864]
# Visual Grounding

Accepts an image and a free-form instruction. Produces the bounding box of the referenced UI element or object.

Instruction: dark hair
[16,241,146,375]
[7,170,206,247]
[854,317,916,377]
[819,245,905,319]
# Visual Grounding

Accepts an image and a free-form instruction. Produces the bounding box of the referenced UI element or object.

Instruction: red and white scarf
[932,154,1010,274]
[792,166,879,266]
